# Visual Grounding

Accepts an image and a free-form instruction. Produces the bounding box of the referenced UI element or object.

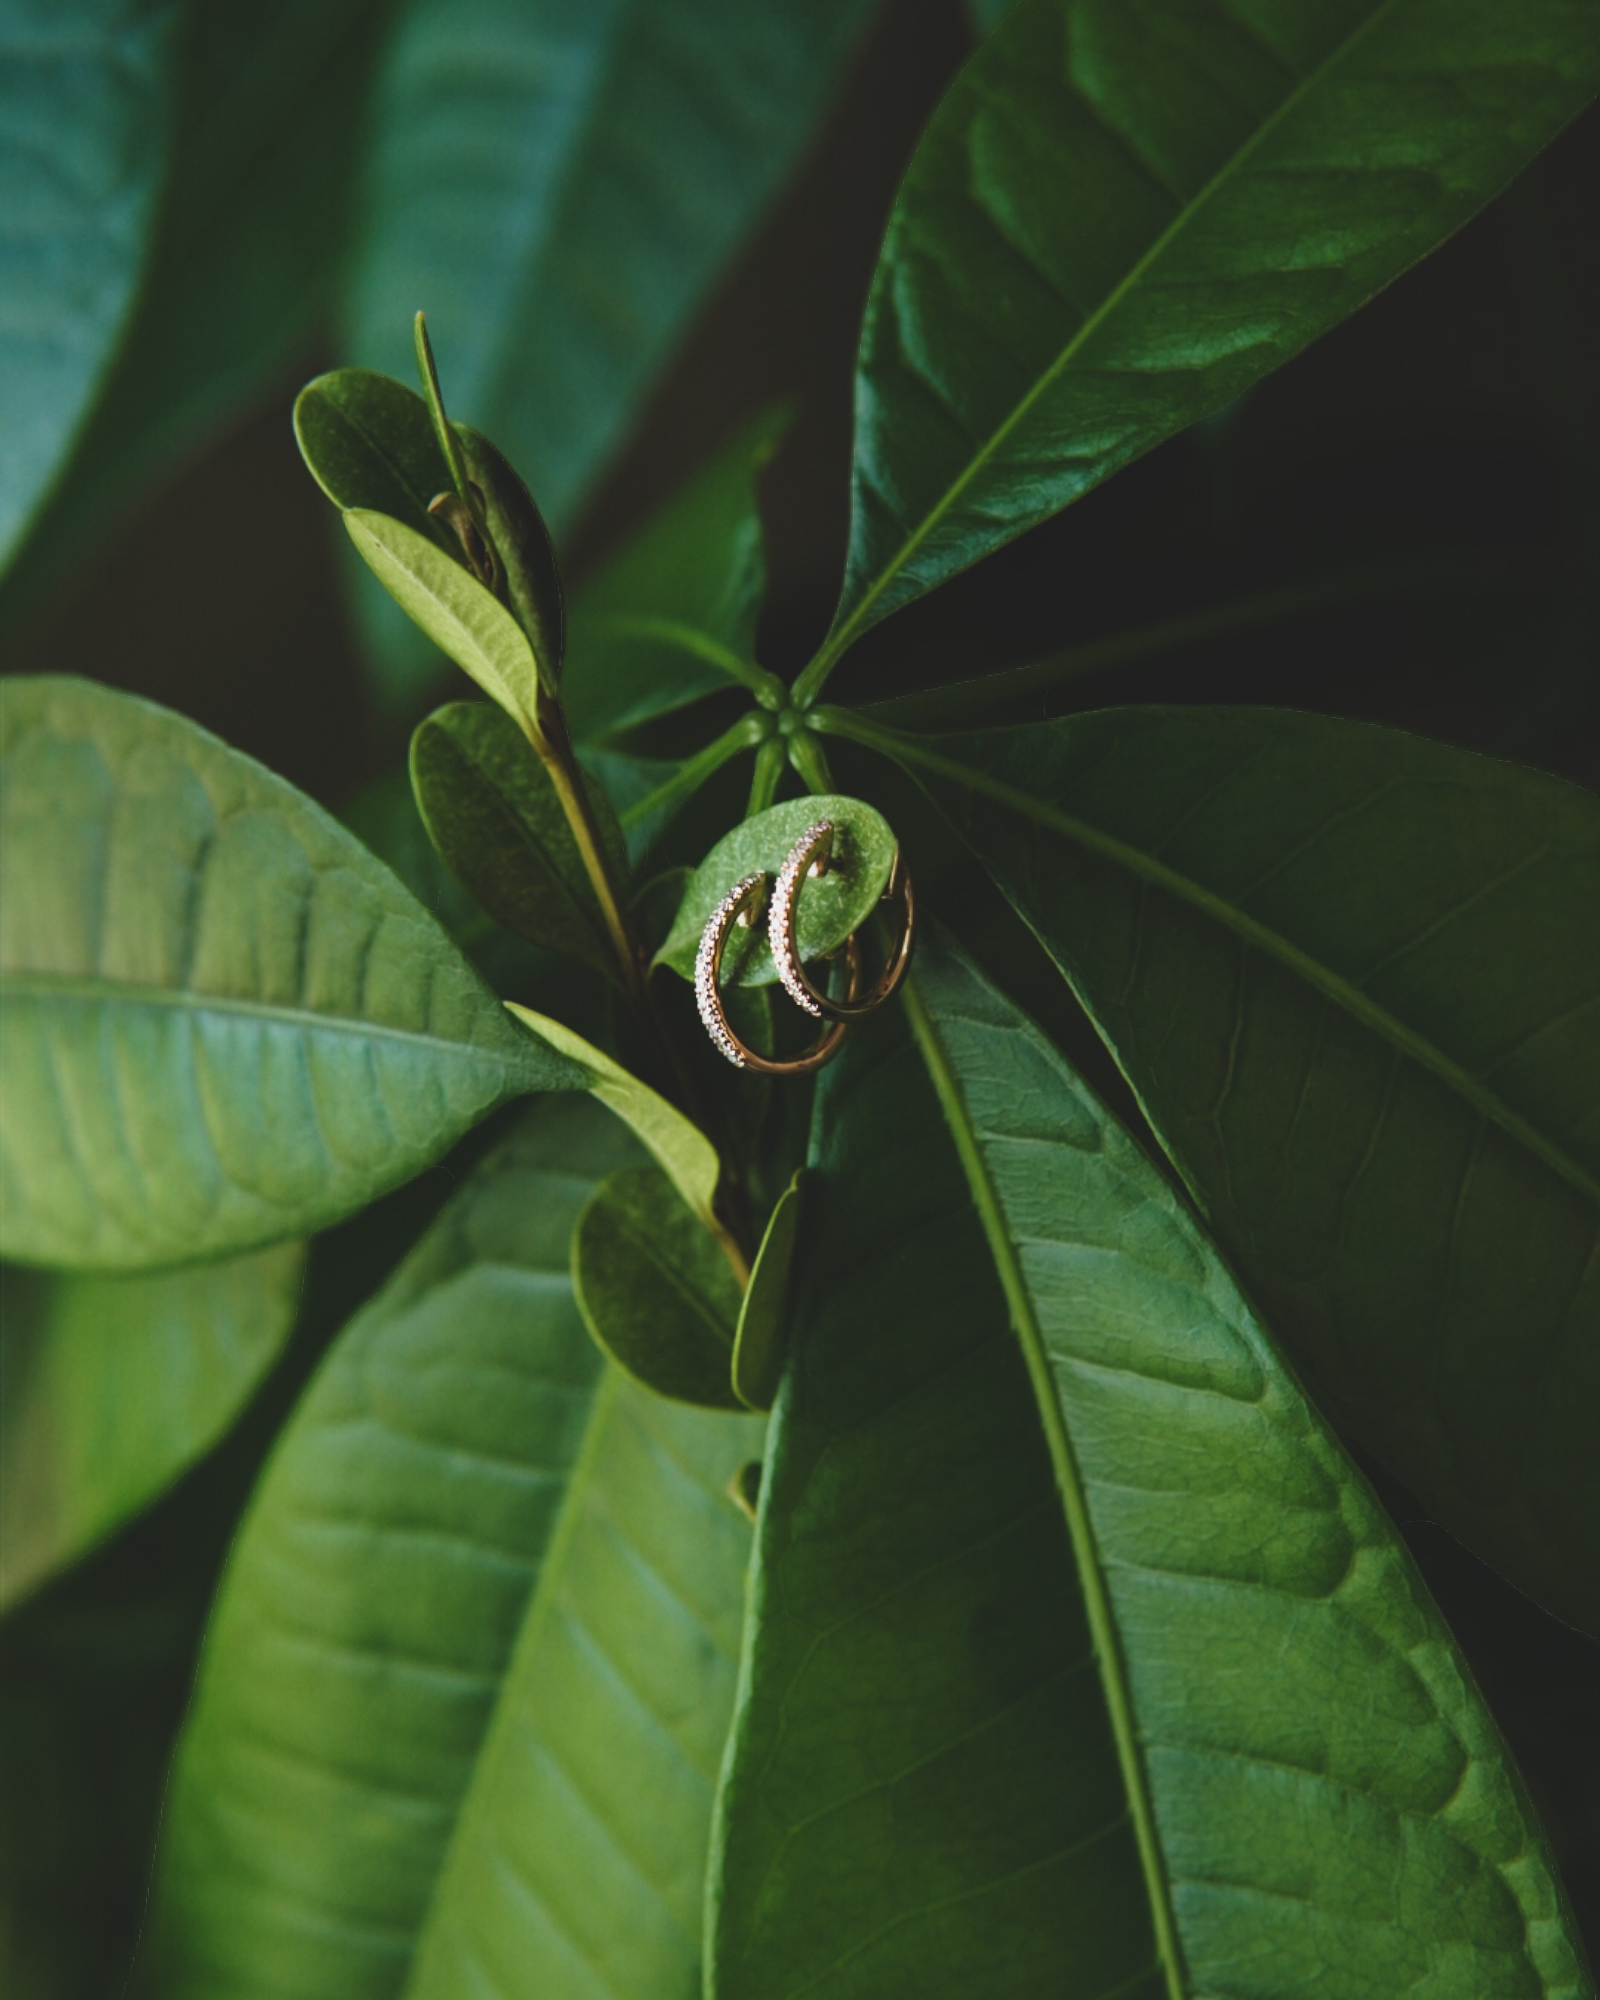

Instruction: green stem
[412,311,474,509]
[746,736,787,817]
[531,710,642,1002]
[585,613,787,707]
[855,552,1557,732]
[619,713,770,834]
[786,729,834,796]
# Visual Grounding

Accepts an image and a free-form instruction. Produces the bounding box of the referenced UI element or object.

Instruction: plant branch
[746,736,787,817]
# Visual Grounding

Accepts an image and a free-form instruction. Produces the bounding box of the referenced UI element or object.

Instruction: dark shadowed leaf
[574,1164,745,1408]
[149,1098,761,1998]
[0,0,177,570]
[731,1170,805,1412]
[458,424,566,687]
[410,701,626,980]
[806,0,1600,686]
[563,410,788,741]
[906,707,1600,1636]
[0,678,580,1269]
[0,1244,303,1610]
[294,366,453,540]
[707,935,1591,1997]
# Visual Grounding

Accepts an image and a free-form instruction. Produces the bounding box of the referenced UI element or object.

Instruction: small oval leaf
[657,794,897,988]
[411,702,626,982]
[574,1165,745,1410]
[293,368,451,539]
[345,509,542,735]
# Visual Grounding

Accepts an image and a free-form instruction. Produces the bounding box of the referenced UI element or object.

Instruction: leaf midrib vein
[825,0,1405,666]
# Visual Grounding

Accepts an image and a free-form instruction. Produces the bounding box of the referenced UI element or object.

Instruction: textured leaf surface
[708,941,1591,1998]
[657,796,898,989]
[345,0,871,535]
[0,1243,303,1610]
[150,1099,761,1999]
[818,0,1600,670]
[411,702,626,980]
[911,706,1600,1634]
[563,411,786,742]
[0,0,176,568]
[0,678,579,1269]
[574,1165,744,1408]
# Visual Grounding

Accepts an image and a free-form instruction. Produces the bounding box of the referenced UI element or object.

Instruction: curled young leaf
[411,702,626,982]
[656,795,898,989]
[457,424,565,691]
[731,1170,805,1412]
[574,1165,745,1410]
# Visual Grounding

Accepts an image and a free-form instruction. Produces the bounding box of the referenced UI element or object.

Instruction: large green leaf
[897,705,1600,1636]
[0,0,177,569]
[802,0,1600,688]
[149,1099,760,1999]
[0,1244,303,1611]
[0,678,580,1270]
[562,411,788,743]
[345,0,871,532]
[708,936,1591,1997]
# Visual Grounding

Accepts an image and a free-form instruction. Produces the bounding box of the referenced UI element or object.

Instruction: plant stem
[531,704,644,1003]
[786,728,834,795]
[746,735,787,817]
[619,713,770,835]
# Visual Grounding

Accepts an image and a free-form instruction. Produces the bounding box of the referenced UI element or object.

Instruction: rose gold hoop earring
[768,822,915,1023]
[695,872,861,1075]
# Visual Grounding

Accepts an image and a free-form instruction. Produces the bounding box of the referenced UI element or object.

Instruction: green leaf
[656,795,899,989]
[411,701,626,982]
[574,1165,745,1408]
[0,0,177,569]
[344,1,873,534]
[563,411,789,741]
[294,367,454,542]
[458,424,566,689]
[0,0,392,626]
[0,1244,303,1611]
[731,1170,805,1412]
[807,0,1600,685]
[345,510,544,736]
[149,1098,762,1999]
[708,937,1592,1997]
[503,1004,723,1234]
[905,705,1600,1637]
[0,678,580,1270]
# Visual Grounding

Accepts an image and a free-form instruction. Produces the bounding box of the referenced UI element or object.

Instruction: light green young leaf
[656,795,898,989]
[0,0,177,570]
[731,1170,804,1412]
[804,0,1600,691]
[574,1165,745,1409]
[411,701,626,982]
[345,510,543,736]
[503,1004,722,1232]
[148,1099,762,2000]
[903,705,1600,1638]
[0,1244,303,1611]
[0,678,581,1270]
[708,935,1592,1998]
[562,410,789,742]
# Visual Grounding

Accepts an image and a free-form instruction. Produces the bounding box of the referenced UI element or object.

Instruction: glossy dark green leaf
[708,939,1591,1997]
[411,701,626,981]
[731,1170,805,1412]
[563,411,788,741]
[345,509,544,735]
[149,1099,761,1999]
[294,367,453,542]
[808,0,1600,684]
[0,0,177,570]
[0,1245,303,1611]
[656,795,898,989]
[0,678,581,1269]
[574,1165,745,1409]
[345,1,871,533]
[906,705,1600,1636]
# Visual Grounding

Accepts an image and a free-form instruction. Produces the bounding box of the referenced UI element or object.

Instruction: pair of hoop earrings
[694,820,915,1076]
